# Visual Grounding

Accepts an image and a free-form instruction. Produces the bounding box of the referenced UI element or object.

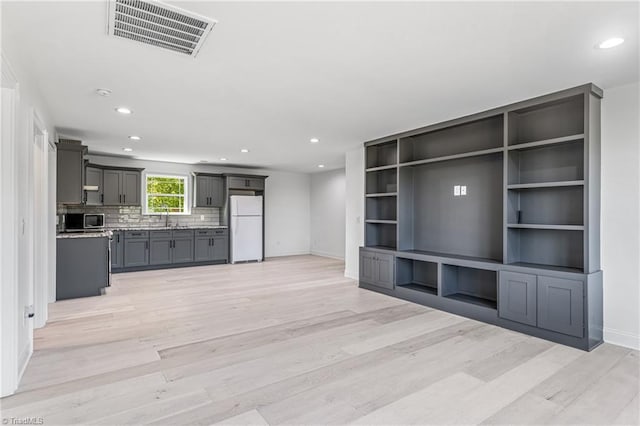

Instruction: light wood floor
[1,255,638,425]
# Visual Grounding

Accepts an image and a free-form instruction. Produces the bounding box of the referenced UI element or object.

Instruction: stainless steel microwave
[84,213,105,229]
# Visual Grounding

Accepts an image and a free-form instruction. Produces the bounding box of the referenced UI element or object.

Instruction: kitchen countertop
[107,225,228,231]
[57,230,113,239]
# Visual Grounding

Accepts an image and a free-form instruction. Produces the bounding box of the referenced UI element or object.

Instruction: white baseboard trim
[310,251,345,261]
[604,327,640,350]
[344,270,358,280]
[266,251,311,258]
[17,340,33,384]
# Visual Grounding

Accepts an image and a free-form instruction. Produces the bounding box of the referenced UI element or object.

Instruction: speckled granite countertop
[106,225,228,231]
[57,230,113,239]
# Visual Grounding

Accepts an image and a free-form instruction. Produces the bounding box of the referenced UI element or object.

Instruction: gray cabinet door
[124,239,149,267]
[247,178,264,190]
[227,177,247,189]
[173,236,194,264]
[122,171,140,206]
[194,236,213,262]
[360,251,377,284]
[150,238,172,265]
[57,148,84,204]
[537,276,584,338]
[111,231,124,269]
[85,167,103,205]
[195,175,211,207]
[212,236,228,261]
[375,252,395,289]
[103,169,122,205]
[210,177,224,207]
[499,271,537,326]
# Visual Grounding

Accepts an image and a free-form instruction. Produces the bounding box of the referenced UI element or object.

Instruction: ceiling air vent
[107,0,216,57]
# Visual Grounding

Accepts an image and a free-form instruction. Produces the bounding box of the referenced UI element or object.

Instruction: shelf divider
[399,146,504,168]
[507,133,584,151]
[507,180,584,189]
[507,224,584,231]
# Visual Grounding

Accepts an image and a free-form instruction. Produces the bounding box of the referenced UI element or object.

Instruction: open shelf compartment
[366,196,397,221]
[507,228,584,272]
[396,257,438,295]
[366,140,398,169]
[507,185,584,226]
[508,94,584,146]
[399,114,503,163]
[365,223,397,250]
[366,169,397,195]
[442,264,497,309]
[508,139,584,185]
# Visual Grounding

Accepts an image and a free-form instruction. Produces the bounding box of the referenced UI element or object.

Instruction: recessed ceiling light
[128,135,141,141]
[123,147,133,152]
[115,107,132,114]
[96,88,112,97]
[597,37,624,49]
[318,164,325,168]
[310,138,320,143]
[220,157,227,161]
[240,149,249,153]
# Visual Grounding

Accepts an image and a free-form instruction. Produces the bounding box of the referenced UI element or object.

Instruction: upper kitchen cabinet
[226,174,267,191]
[102,167,143,206]
[84,165,104,206]
[56,139,87,204]
[193,173,224,207]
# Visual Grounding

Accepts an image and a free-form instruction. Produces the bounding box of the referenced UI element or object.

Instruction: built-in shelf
[506,261,584,274]
[507,180,584,190]
[365,219,397,224]
[444,293,498,310]
[397,283,437,295]
[397,249,501,264]
[507,224,585,231]
[396,257,438,296]
[365,192,398,198]
[399,146,504,168]
[365,164,398,172]
[364,245,397,252]
[507,133,584,151]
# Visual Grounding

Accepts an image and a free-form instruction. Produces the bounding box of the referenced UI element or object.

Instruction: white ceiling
[2,1,638,173]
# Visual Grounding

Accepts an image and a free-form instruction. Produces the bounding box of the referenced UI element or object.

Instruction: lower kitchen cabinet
[359,248,394,290]
[194,229,228,262]
[57,236,109,300]
[537,276,584,338]
[124,231,149,268]
[150,236,172,265]
[172,230,194,264]
[111,231,124,270]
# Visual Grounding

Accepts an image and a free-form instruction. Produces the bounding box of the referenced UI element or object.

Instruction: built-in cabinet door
[194,236,213,262]
[173,236,194,264]
[195,176,211,207]
[57,147,84,204]
[122,171,140,206]
[375,253,395,289]
[149,238,172,265]
[124,239,149,267]
[111,232,124,269]
[537,276,584,338]
[360,251,378,284]
[212,236,228,261]
[103,169,122,205]
[499,271,537,326]
[210,177,224,207]
[85,167,103,205]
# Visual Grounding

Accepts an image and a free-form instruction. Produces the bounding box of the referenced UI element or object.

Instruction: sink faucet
[162,204,169,228]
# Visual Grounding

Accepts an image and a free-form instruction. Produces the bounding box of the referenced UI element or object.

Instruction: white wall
[88,154,311,258]
[601,81,640,350]
[344,147,365,279]
[343,83,640,349]
[310,168,346,259]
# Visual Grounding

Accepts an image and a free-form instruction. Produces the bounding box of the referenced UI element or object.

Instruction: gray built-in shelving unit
[359,84,603,350]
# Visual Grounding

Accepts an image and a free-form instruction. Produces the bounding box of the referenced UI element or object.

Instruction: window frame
[143,172,191,215]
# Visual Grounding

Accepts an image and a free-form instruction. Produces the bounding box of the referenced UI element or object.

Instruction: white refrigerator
[230,195,263,263]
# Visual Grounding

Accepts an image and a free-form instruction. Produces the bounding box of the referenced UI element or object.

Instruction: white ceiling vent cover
[107,0,216,57]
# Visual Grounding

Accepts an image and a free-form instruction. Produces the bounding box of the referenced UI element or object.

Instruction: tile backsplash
[57,204,223,229]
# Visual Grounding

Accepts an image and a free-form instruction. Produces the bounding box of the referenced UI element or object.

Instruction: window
[145,174,188,214]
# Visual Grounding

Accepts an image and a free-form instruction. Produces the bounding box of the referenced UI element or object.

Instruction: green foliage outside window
[146,175,186,214]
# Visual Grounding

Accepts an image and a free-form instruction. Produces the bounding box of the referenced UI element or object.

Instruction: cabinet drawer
[537,276,584,338]
[172,230,194,238]
[150,230,171,239]
[498,271,537,326]
[213,229,228,236]
[125,231,149,239]
[195,229,215,237]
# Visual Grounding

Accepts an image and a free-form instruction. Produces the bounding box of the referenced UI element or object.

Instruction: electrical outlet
[200,215,205,221]
[461,185,467,196]
[454,185,461,196]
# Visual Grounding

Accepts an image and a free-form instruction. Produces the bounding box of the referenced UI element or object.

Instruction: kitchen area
[56,139,267,300]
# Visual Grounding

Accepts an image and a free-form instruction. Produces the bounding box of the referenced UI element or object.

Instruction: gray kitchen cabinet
[227,176,265,190]
[498,271,537,326]
[194,174,224,207]
[103,169,141,206]
[56,140,87,204]
[111,231,124,270]
[359,248,394,290]
[172,230,194,264]
[57,236,109,300]
[194,229,227,262]
[212,236,228,261]
[537,276,584,338]
[85,166,103,206]
[149,232,172,266]
[194,235,213,262]
[124,231,149,267]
